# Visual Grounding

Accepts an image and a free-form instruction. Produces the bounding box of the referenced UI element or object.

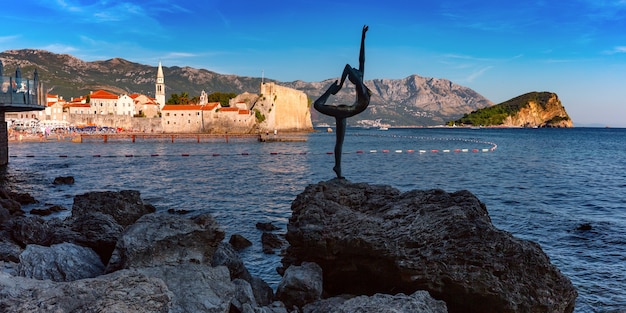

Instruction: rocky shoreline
[0,179,577,312]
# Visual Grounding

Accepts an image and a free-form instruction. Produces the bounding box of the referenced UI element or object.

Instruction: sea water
[3,127,625,312]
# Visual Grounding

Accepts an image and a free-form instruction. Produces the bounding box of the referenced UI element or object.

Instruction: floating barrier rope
[9,148,495,159]
[9,133,497,159]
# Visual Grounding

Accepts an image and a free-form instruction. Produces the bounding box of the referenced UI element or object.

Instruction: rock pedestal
[282,179,577,313]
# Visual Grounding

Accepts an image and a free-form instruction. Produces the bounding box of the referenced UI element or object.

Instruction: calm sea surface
[2,127,625,312]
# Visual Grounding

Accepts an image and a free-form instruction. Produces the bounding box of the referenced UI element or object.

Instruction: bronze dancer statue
[314,25,371,179]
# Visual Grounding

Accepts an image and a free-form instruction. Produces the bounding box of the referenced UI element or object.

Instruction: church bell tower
[155,61,165,109]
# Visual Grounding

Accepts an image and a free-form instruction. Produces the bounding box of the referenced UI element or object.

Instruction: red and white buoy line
[347,133,498,154]
[9,134,497,158]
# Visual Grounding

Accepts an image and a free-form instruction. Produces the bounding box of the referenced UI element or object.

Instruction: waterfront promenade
[8,132,308,143]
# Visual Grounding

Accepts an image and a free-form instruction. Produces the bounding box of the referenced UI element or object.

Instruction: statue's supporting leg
[333,117,346,179]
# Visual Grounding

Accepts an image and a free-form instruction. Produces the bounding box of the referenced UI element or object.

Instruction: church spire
[155,61,165,109]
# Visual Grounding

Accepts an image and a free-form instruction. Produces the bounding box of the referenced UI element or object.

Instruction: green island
[448,91,573,128]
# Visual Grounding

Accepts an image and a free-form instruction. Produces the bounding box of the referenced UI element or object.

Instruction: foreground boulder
[283,179,577,313]
[71,190,154,227]
[303,291,448,313]
[107,212,224,272]
[18,243,104,281]
[0,270,171,312]
[276,262,323,309]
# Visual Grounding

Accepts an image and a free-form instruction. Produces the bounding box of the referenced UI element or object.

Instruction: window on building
[166,113,170,116]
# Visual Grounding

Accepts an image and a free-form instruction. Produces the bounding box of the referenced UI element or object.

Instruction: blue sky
[2,0,626,126]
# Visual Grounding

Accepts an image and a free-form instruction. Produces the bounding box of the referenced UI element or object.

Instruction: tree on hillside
[207,92,237,107]
[167,92,191,104]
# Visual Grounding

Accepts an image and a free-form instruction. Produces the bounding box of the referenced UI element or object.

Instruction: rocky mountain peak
[1,49,494,126]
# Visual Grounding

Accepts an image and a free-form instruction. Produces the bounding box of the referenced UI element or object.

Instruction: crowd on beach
[8,125,122,142]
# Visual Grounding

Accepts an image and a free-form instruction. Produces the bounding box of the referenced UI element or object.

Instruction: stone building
[161,102,256,133]
[130,94,160,118]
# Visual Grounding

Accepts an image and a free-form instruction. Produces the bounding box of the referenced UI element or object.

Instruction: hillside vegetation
[450,91,572,128]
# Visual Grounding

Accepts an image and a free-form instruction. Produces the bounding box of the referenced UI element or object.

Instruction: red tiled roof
[219,107,239,112]
[162,104,202,111]
[203,102,219,110]
[238,109,250,115]
[66,103,91,108]
[90,90,118,99]
[162,102,220,111]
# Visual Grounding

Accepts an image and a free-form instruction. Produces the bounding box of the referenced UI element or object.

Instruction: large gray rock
[303,291,448,313]
[0,270,171,312]
[0,240,22,262]
[71,190,154,227]
[18,243,104,281]
[283,179,577,313]
[136,264,235,313]
[107,211,225,272]
[212,242,274,306]
[276,262,323,309]
[8,215,52,246]
[66,211,124,264]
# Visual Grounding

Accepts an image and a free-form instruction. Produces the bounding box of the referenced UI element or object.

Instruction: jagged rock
[256,221,280,231]
[283,179,577,313]
[29,205,67,216]
[167,208,191,214]
[212,242,274,306]
[18,243,104,282]
[0,240,22,262]
[106,212,224,272]
[249,275,275,307]
[0,198,23,216]
[232,278,258,312]
[136,264,234,313]
[53,176,75,185]
[243,301,289,313]
[303,291,448,313]
[276,262,323,309]
[0,270,171,312]
[230,233,253,250]
[9,215,52,246]
[66,211,124,264]
[71,190,155,227]
[261,232,286,254]
[0,205,11,223]
[212,242,253,281]
[7,191,37,205]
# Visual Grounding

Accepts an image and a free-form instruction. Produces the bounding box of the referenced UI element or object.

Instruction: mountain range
[0,49,493,126]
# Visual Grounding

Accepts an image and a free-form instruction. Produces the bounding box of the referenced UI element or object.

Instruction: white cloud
[0,35,20,43]
[466,66,493,82]
[602,46,626,54]
[41,44,78,54]
[165,52,197,58]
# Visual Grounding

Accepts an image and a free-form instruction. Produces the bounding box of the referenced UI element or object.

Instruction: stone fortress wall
[256,82,312,133]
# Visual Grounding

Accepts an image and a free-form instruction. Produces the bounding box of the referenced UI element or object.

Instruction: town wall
[206,110,255,134]
[66,114,162,132]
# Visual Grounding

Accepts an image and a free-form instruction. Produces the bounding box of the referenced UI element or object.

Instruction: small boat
[378,126,389,131]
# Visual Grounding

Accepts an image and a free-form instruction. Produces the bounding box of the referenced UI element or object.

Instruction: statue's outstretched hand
[329,80,342,95]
